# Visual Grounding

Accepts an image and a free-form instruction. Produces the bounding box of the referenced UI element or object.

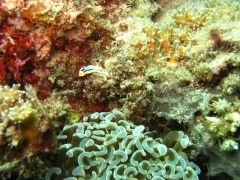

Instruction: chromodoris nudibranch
[79,65,109,81]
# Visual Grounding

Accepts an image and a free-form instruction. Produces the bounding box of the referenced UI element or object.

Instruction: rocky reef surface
[0,0,239,179]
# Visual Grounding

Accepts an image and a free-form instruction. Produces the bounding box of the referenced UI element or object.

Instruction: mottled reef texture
[0,0,239,179]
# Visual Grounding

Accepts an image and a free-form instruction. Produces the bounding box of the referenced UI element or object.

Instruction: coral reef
[46,109,200,180]
[0,0,239,179]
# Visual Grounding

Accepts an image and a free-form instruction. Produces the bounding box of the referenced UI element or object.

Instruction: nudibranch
[79,65,109,81]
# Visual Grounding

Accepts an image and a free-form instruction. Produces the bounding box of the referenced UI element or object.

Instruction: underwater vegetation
[0,0,239,179]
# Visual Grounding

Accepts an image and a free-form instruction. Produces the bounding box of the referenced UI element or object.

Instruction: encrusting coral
[46,109,200,180]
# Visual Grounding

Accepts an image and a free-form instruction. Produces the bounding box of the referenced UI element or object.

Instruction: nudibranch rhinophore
[79,65,109,81]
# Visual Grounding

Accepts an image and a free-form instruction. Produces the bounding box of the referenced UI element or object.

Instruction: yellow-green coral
[0,84,37,124]
[219,69,240,94]
[0,84,40,146]
[204,97,240,150]
[220,139,238,151]
[0,159,19,172]
[65,112,80,124]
